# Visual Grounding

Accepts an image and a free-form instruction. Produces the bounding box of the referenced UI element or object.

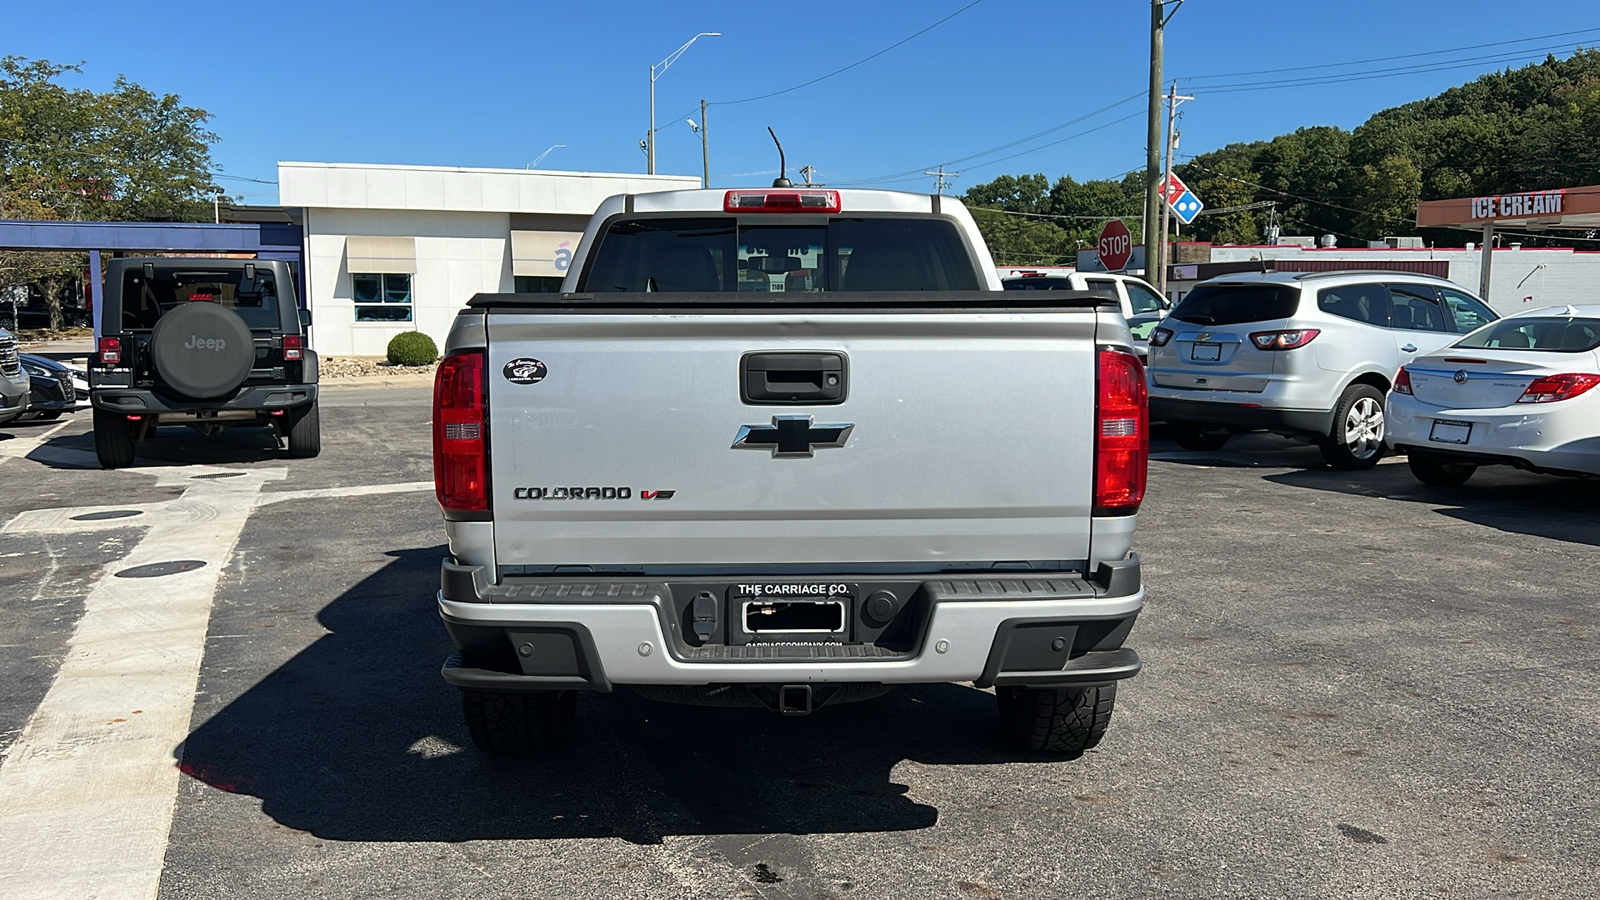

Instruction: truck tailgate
[486,308,1101,568]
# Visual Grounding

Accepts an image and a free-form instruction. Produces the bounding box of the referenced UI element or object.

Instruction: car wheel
[460,689,577,755]
[996,683,1117,757]
[0,315,13,331]
[1320,384,1386,470]
[93,408,136,469]
[1408,451,1476,486]
[286,401,321,459]
[1169,421,1232,452]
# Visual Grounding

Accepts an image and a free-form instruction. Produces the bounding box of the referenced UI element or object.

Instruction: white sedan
[1387,305,1600,485]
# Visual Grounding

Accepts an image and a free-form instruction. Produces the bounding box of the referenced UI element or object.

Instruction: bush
[386,331,439,367]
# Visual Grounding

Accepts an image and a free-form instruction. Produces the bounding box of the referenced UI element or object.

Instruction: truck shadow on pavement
[1263,463,1600,547]
[28,425,289,469]
[178,547,1032,844]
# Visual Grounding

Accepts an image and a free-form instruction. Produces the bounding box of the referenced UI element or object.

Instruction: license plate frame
[1429,419,1472,445]
[1191,342,1222,361]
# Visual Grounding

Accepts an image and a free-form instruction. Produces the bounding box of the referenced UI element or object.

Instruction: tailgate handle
[741,352,846,405]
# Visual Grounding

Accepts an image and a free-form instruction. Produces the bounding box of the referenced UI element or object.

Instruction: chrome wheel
[1344,396,1385,460]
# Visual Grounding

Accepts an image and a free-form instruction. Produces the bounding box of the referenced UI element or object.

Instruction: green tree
[0,56,223,327]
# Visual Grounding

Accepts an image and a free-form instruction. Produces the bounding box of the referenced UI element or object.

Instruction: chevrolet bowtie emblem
[732,416,854,458]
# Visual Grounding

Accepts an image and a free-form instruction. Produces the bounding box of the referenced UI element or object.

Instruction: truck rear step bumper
[438,556,1143,692]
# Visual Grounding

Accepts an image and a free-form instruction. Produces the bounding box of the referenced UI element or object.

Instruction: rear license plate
[1191,343,1222,361]
[732,583,854,633]
[1429,419,1472,444]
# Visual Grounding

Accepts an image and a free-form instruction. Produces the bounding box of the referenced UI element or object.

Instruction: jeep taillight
[433,350,488,513]
[282,335,304,361]
[98,337,122,364]
[1094,348,1148,516]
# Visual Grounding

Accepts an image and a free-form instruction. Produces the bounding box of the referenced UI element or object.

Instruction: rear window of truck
[1168,283,1300,326]
[121,268,281,330]
[581,217,981,293]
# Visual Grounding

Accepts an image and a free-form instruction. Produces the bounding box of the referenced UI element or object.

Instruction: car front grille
[0,335,19,378]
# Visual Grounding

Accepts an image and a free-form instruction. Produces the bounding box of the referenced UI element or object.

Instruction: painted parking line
[0,465,285,900]
[0,419,73,466]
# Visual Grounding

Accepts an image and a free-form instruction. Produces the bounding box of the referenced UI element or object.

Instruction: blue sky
[7,0,1598,203]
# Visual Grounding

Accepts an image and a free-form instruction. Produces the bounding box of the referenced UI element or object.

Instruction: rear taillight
[1094,349,1148,516]
[282,335,304,361]
[1516,373,1600,404]
[1149,327,1173,347]
[1249,329,1321,350]
[1394,366,1413,395]
[433,350,488,512]
[723,189,842,214]
[98,337,122,364]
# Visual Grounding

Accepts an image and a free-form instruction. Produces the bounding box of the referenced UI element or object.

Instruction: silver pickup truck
[432,186,1148,758]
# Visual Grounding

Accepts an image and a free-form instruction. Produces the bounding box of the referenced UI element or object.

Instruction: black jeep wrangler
[89,258,320,468]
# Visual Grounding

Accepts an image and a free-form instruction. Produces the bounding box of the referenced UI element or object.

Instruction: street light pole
[648,32,720,175]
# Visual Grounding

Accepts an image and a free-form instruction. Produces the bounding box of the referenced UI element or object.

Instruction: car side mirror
[298,308,312,328]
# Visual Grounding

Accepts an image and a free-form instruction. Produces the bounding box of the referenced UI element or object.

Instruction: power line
[1193,44,1596,95]
[1180,26,1600,81]
[710,0,987,107]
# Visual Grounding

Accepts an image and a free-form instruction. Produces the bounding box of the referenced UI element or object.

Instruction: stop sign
[1097,220,1133,271]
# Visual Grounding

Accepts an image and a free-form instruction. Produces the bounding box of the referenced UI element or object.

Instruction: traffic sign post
[1170,191,1204,225]
[1096,220,1133,271]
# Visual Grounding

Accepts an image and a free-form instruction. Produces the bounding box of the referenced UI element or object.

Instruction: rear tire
[93,408,136,469]
[461,689,577,755]
[1319,384,1386,470]
[997,683,1117,757]
[1408,452,1476,486]
[286,401,321,458]
[1169,421,1232,452]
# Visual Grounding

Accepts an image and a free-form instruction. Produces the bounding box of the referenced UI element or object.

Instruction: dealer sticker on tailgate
[733,583,855,599]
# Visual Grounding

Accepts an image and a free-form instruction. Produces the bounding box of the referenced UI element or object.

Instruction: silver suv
[1146,271,1498,469]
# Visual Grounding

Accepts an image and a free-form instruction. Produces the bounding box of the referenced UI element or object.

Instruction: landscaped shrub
[386,331,439,366]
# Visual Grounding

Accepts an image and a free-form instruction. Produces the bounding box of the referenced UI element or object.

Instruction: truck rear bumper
[437,556,1143,692]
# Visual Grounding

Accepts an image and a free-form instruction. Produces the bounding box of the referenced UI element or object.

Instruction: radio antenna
[768,127,792,187]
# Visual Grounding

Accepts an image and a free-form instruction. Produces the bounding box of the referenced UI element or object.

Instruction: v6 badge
[503,358,548,385]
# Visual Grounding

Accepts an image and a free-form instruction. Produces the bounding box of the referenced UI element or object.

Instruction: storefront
[280,162,699,356]
[1415,185,1600,303]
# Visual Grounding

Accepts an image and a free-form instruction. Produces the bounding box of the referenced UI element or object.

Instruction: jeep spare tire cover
[148,301,256,399]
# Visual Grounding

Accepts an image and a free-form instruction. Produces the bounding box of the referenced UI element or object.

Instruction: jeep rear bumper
[90,383,317,415]
[437,555,1143,693]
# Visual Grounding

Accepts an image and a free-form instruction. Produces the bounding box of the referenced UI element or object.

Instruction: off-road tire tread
[997,683,1117,757]
[1169,421,1231,452]
[461,688,576,755]
[286,401,321,458]
[93,408,136,469]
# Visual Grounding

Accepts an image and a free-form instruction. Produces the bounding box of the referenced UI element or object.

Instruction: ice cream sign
[1471,189,1564,220]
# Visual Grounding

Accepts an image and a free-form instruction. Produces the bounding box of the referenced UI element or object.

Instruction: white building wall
[282,162,700,357]
[1205,246,1600,313]
[303,208,513,356]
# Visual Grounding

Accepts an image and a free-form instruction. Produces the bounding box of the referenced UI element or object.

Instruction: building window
[514,275,564,294]
[353,273,412,322]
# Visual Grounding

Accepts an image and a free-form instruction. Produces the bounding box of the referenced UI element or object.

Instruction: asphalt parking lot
[1,388,1596,899]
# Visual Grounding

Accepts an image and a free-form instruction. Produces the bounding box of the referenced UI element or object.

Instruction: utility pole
[700,99,709,188]
[799,165,818,186]
[1158,81,1194,298]
[924,165,960,195]
[1144,0,1183,284]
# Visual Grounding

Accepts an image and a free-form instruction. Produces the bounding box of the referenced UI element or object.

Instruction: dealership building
[278,162,699,356]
